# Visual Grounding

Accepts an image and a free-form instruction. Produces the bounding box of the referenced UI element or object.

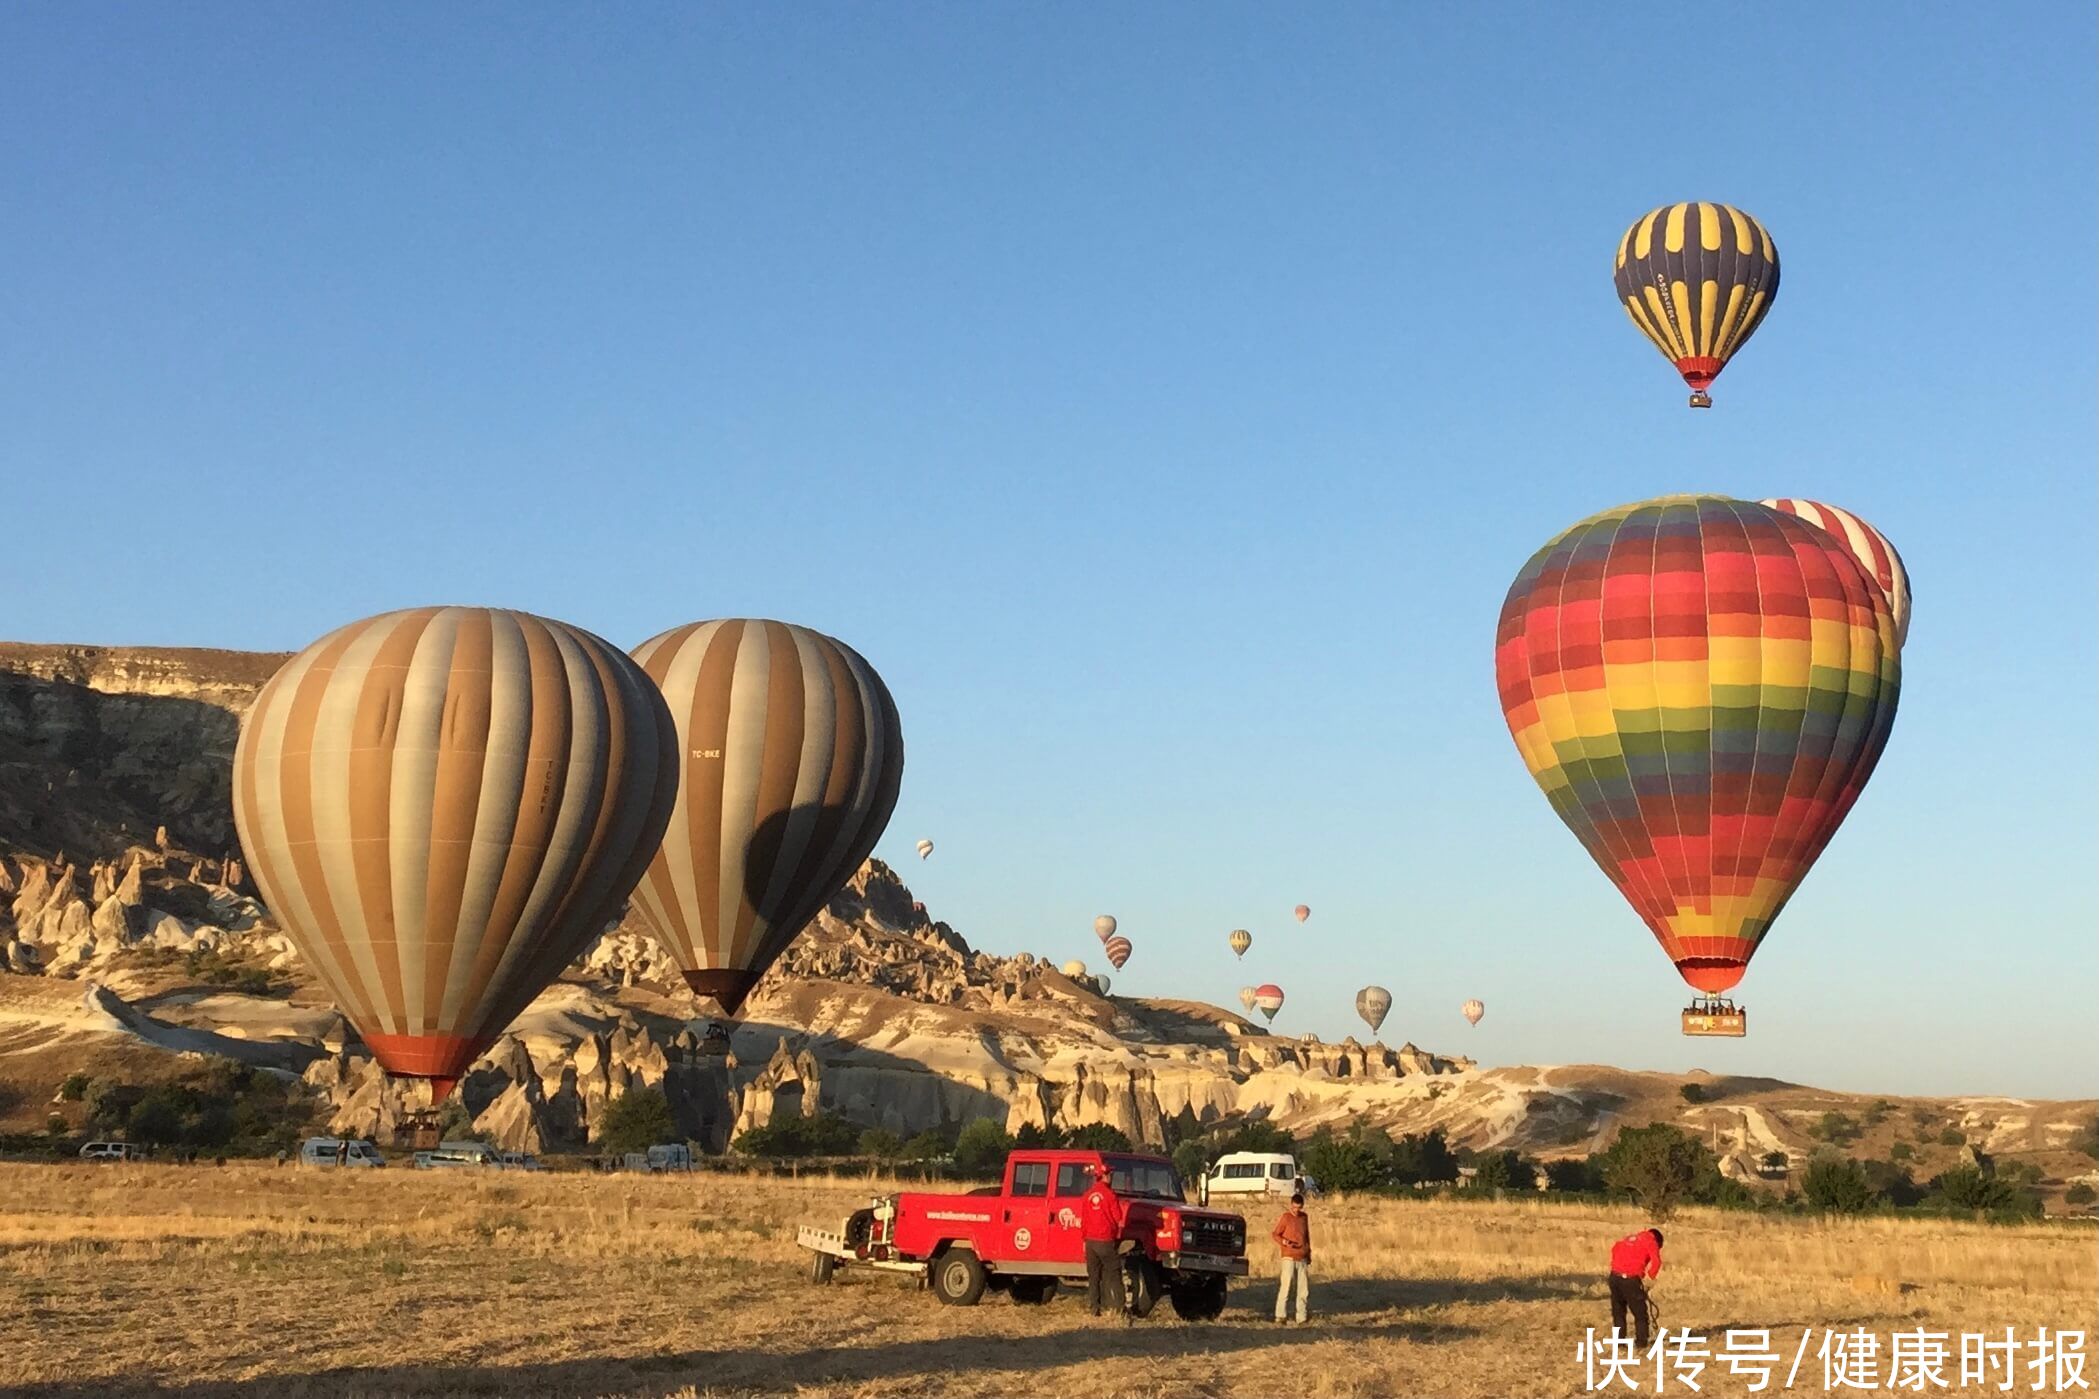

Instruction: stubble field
[0,1162,2091,1398]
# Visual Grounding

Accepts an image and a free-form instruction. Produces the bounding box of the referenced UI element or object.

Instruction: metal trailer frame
[796,1224,929,1277]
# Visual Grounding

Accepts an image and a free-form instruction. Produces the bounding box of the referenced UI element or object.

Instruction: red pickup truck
[798,1148,1247,1319]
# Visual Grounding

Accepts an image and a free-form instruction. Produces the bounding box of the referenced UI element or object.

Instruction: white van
[300,1136,385,1168]
[79,1141,140,1162]
[1200,1151,1300,1202]
[414,1141,500,1170]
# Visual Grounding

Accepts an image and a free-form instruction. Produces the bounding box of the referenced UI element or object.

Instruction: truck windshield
[1105,1155,1184,1201]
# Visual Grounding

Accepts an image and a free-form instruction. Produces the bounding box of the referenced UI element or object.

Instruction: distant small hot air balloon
[1462,999,1485,1027]
[1292,905,1310,923]
[1355,985,1392,1035]
[1103,934,1132,970]
[1093,915,1117,943]
[1237,986,1258,1014]
[1252,983,1284,1024]
[1760,498,1912,647]
[1096,975,1112,997]
[1228,928,1252,959]
[1061,959,1088,980]
[915,839,934,860]
[1614,202,1780,408]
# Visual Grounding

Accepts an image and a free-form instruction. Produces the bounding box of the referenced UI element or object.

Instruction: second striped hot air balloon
[1614,202,1780,409]
[627,619,904,1016]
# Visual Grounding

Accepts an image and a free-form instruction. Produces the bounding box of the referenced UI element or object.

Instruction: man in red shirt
[1080,1161,1128,1318]
[1607,1227,1664,1350]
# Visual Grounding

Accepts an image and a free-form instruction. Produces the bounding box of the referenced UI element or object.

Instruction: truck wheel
[931,1249,988,1306]
[810,1251,836,1286]
[843,1208,875,1249]
[1008,1277,1057,1305]
[1123,1258,1161,1319]
[1168,1273,1228,1321]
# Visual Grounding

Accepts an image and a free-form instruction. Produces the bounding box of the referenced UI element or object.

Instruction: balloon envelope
[1096,974,1112,996]
[915,839,934,860]
[1760,499,1911,648]
[1462,998,1485,1026]
[1292,904,1310,923]
[1495,496,1900,996]
[1228,928,1252,958]
[1614,203,1780,402]
[629,619,904,1016]
[1061,959,1088,979]
[1355,985,1392,1035]
[1237,986,1258,1014]
[1253,983,1285,1024]
[1093,914,1117,943]
[1103,934,1132,970]
[232,607,679,1099]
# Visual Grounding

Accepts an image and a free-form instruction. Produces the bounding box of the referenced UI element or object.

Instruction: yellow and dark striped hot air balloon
[629,619,904,1016]
[232,607,679,1100]
[1613,202,1780,408]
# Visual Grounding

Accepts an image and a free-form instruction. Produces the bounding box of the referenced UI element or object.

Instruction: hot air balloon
[1103,934,1132,970]
[231,607,679,1101]
[628,619,903,1016]
[915,839,934,860]
[1355,985,1392,1035]
[1462,999,1485,1027]
[1252,983,1285,1024]
[1760,499,1912,647]
[1292,904,1310,923]
[1614,203,1780,408]
[1227,928,1252,959]
[1237,986,1258,1014]
[1061,959,1088,980]
[1093,914,1117,943]
[1496,496,1900,1035]
[1096,975,1112,996]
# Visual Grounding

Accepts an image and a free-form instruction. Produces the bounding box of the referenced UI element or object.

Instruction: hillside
[1,641,2094,1204]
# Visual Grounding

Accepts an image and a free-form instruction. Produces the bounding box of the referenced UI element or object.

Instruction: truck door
[1002,1157,1054,1265]
[1046,1159,1094,1266]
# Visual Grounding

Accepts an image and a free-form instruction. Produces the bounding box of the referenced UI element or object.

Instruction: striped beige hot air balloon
[231,607,678,1099]
[1102,934,1132,970]
[629,619,903,1016]
[1462,998,1485,1027]
[1760,498,1912,647]
[1237,985,1258,1014]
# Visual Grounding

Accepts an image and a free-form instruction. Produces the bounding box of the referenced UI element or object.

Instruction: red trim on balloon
[1674,356,1723,389]
[362,1032,489,1091]
[1675,960,1746,994]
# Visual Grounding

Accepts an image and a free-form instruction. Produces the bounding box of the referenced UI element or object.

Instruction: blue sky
[4,7,2092,1098]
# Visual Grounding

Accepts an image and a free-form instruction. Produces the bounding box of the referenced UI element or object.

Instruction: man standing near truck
[1080,1160,1128,1318]
[1271,1190,1312,1323]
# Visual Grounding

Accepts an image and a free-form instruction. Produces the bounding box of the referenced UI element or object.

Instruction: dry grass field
[0,1162,2091,1398]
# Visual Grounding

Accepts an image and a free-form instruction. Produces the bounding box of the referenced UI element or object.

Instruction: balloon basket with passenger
[1680,996,1746,1037]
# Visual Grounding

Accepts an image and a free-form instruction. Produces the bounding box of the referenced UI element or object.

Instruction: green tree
[1389,1128,1458,1186]
[59,1073,91,1102]
[1926,1164,2039,1220]
[2064,1182,2094,1206]
[1067,1124,1133,1152]
[1861,1158,1922,1207]
[1803,1156,1877,1213]
[1812,1111,1859,1145]
[598,1087,677,1154]
[1302,1132,1386,1192]
[953,1118,1013,1176]
[1467,1149,1536,1193]
[1889,1141,1913,1162]
[1759,1150,1790,1174]
[1678,1083,1707,1104]
[1936,1127,1966,1147]
[1545,1157,1605,1193]
[858,1127,903,1160]
[127,1089,190,1146]
[735,1112,858,1158]
[1171,1140,1210,1187]
[2075,1113,2099,1161]
[1600,1124,1718,1222]
[1214,1119,1296,1157]
[903,1128,951,1161]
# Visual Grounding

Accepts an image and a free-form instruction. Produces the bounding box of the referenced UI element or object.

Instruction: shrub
[1927,1164,2037,1219]
[903,1128,951,1161]
[598,1087,677,1155]
[1466,1149,1536,1193]
[1889,1142,1912,1162]
[1171,1140,1210,1186]
[1212,1119,1296,1157]
[734,1111,858,1158]
[952,1118,1013,1176]
[1545,1157,1605,1193]
[1862,1158,1923,1207]
[1014,1123,1067,1149]
[1803,1156,1877,1213]
[1066,1124,1133,1152]
[2065,1183,2095,1206]
[1678,1083,1706,1104]
[1937,1127,1966,1147]
[1302,1132,1387,1192]
[1389,1128,1458,1186]
[1600,1124,1719,1222]
[2076,1114,2099,1161]
[59,1073,91,1103]
[1759,1150,1790,1173]
[1812,1111,1859,1145]
[858,1127,903,1160]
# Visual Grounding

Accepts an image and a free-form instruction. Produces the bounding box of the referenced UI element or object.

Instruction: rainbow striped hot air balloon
[1495,495,1901,1033]
[1614,203,1780,409]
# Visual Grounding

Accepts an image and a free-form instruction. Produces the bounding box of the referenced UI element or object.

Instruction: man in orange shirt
[1271,1190,1312,1323]
[1607,1227,1663,1350]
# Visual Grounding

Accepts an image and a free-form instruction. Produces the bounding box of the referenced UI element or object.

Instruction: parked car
[496,1152,547,1171]
[413,1141,501,1170]
[1198,1151,1301,1203]
[78,1141,141,1162]
[299,1136,385,1168]
[624,1143,694,1173]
